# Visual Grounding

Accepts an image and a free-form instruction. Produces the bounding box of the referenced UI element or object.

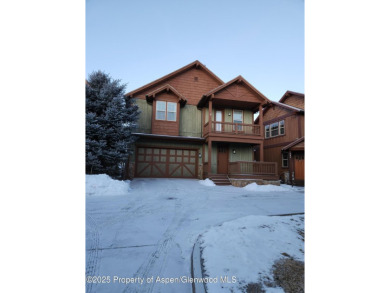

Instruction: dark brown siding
[299,115,305,137]
[134,67,221,106]
[263,106,292,121]
[283,94,304,110]
[151,93,180,136]
[264,146,288,178]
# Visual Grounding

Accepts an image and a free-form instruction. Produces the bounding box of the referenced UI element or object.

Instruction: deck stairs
[209,174,231,186]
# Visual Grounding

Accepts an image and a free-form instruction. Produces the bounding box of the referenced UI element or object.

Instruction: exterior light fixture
[233,149,236,154]
[198,152,202,158]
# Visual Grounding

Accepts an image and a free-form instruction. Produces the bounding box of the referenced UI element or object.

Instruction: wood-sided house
[124,60,279,184]
[255,91,305,186]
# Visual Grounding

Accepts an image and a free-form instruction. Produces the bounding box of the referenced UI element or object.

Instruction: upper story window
[156,101,177,121]
[265,125,270,138]
[233,110,243,131]
[233,110,243,124]
[279,120,285,135]
[265,120,285,138]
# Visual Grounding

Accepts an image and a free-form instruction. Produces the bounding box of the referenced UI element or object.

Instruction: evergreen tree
[86,71,139,178]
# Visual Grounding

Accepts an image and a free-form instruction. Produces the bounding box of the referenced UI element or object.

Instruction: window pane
[271,122,279,136]
[156,101,166,111]
[265,125,270,138]
[279,120,285,135]
[282,153,288,167]
[167,102,176,112]
[167,112,176,121]
[233,110,243,122]
[156,111,166,120]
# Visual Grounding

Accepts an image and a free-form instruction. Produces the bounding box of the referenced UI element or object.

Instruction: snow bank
[199,178,216,187]
[86,174,131,196]
[243,182,289,192]
[200,215,304,293]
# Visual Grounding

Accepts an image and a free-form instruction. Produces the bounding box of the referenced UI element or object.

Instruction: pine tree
[86,71,139,178]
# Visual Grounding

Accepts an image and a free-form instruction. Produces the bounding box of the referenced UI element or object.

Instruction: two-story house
[124,60,278,184]
[256,91,305,186]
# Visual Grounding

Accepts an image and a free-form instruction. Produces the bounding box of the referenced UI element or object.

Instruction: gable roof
[125,60,224,98]
[197,75,271,108]
[279,90,304,104]
[270,101,304,113]
[262,100,304,117]
[145,84,187,106]
[281,137,305,151]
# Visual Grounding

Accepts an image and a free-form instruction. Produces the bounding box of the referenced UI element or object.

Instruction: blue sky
[86,0,304,101]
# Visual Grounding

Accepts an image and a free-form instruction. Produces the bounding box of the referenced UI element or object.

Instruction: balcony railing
[228,161,277,176]
[203,121,261,136]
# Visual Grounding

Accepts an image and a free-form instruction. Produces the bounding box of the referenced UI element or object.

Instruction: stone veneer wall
[230,179,280,187]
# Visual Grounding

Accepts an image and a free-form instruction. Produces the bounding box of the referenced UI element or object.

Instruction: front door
[215,110,223,132]
[217,144,229,174]
[294,152,304,186]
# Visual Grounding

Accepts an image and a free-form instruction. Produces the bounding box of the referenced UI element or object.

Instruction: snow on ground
[243,182,290,192]
[86,174,131,196]
[200,215,304,293]
[86,178,304,293]
[199,178,216,186]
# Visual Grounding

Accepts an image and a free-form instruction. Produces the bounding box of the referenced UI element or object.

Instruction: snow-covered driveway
[86,178,304,293]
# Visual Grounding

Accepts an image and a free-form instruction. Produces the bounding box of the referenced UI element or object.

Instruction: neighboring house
[124,60,278,184]
[256,91,304,186]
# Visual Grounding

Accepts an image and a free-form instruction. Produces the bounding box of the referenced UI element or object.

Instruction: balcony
[203,121,262,139]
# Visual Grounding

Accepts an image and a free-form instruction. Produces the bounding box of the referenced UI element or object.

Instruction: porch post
[259,105,263,136]
[208,98,213,133]
[208,139,212,175]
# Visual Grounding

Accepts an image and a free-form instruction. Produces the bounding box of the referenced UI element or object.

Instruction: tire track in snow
[85,214,100,293]
[122,188,186,293]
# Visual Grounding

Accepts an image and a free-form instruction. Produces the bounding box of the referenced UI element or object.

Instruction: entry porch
[201,141,278,182]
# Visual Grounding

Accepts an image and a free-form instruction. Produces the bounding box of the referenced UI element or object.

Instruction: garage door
[135,147,198,178]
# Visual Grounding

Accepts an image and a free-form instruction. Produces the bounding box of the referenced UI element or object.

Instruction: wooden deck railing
[203,121,261,136]
[228,161,277,176]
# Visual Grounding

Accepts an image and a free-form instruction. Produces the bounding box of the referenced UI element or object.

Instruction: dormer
[145,84,187,136]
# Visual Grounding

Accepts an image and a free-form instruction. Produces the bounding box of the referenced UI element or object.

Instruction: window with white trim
[265,125,270,138]
[282,152,289,168]
[167,102,177,121]
[264,119,285,138]
[156,101,177,121]
[279,120,285,135]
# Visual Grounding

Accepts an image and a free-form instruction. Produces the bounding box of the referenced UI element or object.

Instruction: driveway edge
[191,236,207,293]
